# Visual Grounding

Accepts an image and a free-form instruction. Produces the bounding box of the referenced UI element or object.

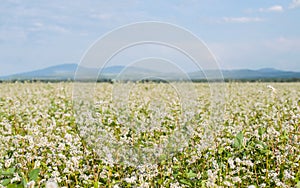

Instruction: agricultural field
[0,82,299,187]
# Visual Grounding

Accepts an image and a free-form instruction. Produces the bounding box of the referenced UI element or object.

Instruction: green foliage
[29,168,40,181]
[233,131,244,149]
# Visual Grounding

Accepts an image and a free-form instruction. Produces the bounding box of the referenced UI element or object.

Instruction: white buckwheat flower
[267,85,276,93]
[228,158,235,169]
[26,181,35,188]
[46,180,59,188]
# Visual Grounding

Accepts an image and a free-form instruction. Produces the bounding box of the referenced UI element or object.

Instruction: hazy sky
[1,0,300,76]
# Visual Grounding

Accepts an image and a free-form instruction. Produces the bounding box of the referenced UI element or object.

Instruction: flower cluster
[0,82,299,187]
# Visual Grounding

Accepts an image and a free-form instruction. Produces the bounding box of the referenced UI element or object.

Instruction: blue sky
[1,0,300,76]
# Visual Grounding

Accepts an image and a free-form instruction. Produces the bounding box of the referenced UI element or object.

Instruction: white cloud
[264,37,300,52]
[222,17,265,23]
[259,5,283,12]
[28,22,68,34]
[289,0,300,8]
[48,25,68,33]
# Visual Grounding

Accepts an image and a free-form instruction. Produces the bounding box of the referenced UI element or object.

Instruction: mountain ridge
[1,63,300,81]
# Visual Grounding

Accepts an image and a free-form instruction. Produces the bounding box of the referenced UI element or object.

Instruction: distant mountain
[1,64,300,81]
[257,68,280,73]
[0,64,161,81]
[1,64,79,80]
[189,68,300,80]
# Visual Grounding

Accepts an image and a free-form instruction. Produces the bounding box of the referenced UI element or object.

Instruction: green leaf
[157,178,164,185]
[186,171,197,179]
[258,127,265,136]
[296,181,300,188]
[233,131,244,149]
[179,179,192,187]
[7,184,21,188]
[29,168,40,181]
[173,165,180,169]
[1,178,11,186]
[159,154,167,161]
[22,177,27,188]
[1,168,15,176]
[94,181,99,188]
[218,147,224,154]
[7,184,15,188]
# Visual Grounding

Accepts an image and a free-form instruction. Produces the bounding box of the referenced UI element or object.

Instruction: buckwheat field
[0,82,299,187]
